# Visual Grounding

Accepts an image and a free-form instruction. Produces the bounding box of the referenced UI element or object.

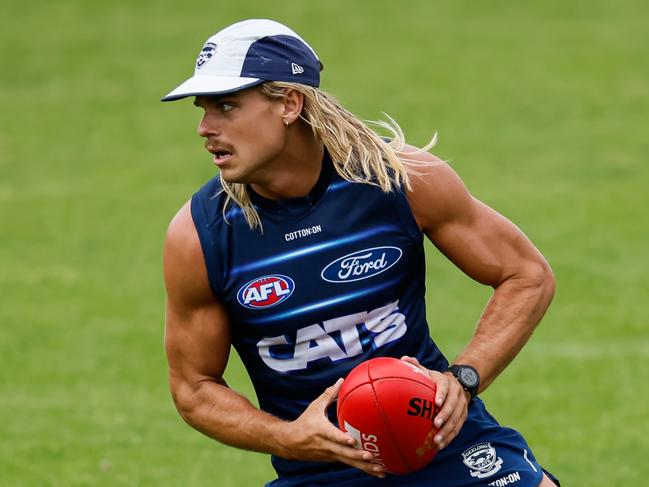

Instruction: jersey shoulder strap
[190,176,228,297]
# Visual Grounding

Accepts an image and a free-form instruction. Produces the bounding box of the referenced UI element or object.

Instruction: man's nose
[197,112,220,138]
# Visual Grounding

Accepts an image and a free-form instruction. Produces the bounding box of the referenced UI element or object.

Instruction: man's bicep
[429,199,545,288]
[406,161,545,288]
[163,202,232,390]
[165,299,232,386]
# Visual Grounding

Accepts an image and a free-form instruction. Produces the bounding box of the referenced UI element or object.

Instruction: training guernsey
[190,150,560,486]
[191,150,447,474]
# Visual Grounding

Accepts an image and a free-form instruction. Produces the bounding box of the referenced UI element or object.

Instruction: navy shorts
[266,398,560,487]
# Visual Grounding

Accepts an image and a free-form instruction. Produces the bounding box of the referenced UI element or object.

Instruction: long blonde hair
[219,81,437,230]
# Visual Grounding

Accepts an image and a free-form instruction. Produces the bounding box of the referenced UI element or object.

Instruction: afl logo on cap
[196,42,217,69]
[237,275,295,309]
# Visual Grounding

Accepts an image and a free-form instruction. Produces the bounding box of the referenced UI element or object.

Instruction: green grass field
[1,0,648,485]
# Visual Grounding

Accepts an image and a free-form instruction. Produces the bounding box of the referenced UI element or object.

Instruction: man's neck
[250,125,325,200]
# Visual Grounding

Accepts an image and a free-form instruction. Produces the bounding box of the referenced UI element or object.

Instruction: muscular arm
[163,202,381,475]
[406,150,556,391]
[163,201,286,453]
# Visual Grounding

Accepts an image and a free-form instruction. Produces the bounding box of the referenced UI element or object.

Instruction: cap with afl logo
[161,19,323,102]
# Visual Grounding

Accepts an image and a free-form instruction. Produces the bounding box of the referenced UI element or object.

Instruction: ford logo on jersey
[237,275,295,309]
[321,246,403,283]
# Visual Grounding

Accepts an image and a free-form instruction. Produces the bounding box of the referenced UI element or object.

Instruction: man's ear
[281,89,304,125]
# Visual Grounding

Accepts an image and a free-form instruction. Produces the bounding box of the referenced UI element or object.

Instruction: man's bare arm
[163,201,288,452]
[406,151,556,390]
[400,149,555,449]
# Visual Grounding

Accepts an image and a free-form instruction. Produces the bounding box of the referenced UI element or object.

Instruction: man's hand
[278,378,386,478]
[401,356,470,450]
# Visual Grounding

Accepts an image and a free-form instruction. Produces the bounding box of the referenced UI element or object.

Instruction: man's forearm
[453,265,555,392]
[173,379,290,456]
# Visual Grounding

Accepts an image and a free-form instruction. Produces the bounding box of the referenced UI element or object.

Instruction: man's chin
[217,169,248,185]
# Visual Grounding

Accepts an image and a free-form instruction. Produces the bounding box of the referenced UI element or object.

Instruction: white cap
[162,19,322,102]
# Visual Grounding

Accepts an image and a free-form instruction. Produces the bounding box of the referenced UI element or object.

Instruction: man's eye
[220,102,234,112]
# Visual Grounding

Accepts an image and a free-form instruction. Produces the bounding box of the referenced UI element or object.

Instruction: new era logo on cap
[291,62,304,75]
[162,19,323,102]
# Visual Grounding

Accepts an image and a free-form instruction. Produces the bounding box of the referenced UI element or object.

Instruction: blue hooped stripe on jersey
[228,224,399,277]
[247,275,403,324]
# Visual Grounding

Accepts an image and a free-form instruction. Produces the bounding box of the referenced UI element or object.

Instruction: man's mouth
[208,147,234,165]
[215,150,232,160]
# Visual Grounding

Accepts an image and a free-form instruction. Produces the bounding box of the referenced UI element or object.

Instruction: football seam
[368,375,419,473]
[336,362,371,415]
[373,376,437,473]
[338,375,432,415]
[338,362,435,401]
[338,360,438,474]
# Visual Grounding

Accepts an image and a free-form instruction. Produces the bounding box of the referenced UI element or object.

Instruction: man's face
[195,88,287,184]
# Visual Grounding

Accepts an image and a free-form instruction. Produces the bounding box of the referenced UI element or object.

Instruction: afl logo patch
[237,275,295,309]
[196,42,217,69]
[321,246,402,283]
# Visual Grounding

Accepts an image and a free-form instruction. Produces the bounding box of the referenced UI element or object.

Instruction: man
[161,19,559,487]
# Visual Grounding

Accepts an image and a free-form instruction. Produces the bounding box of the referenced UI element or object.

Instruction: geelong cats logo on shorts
[196,42,217,69]
[237,275,295,309]
[462,442,503,478]
[321,246,402,283]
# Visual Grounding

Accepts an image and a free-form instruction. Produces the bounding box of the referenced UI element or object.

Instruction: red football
[336,357,439,475]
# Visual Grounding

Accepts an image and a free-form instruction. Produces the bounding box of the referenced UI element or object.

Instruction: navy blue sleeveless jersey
[190,152,559,486]
[191,152,446,470]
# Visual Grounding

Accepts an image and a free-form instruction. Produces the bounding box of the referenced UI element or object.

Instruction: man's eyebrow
[194,94,235,107]
[193,96,216,106]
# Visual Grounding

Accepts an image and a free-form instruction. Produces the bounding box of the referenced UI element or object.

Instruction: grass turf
[1,0,648,485]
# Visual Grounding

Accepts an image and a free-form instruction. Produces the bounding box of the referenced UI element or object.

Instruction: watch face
[459,367,479,387]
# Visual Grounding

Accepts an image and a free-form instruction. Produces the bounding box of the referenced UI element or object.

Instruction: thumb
[401,355,420,366]
[319,377,344,408]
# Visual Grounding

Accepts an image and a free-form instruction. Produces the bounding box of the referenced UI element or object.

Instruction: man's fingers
[401,357,450,407]
[433,385,468,449]
[313,377,344,409]
[436,409,466,449]
[317,434,385,478]
[324,421,357,447]
[433,385,456,429]
[334,447,386,478]
[401,355,426,372]
[433,372,450,408]
[325,377,344,400]
[435,410,461,448]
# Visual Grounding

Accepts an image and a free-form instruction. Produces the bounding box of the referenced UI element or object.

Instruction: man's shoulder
[163,200,218,306]
[401,148,475,232]
[165,201,199,254]
[166,173,228,251]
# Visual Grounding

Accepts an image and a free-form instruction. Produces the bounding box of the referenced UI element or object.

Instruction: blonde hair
[219,81,437,230]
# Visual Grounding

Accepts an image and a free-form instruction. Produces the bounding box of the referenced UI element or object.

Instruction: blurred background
[1,0,648,485]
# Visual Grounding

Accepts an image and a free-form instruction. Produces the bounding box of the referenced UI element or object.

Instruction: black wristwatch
[447,364,480,403]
